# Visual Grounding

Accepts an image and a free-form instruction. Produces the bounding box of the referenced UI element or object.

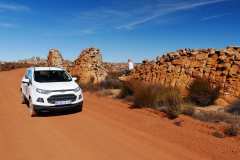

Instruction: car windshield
[34,70,72,83]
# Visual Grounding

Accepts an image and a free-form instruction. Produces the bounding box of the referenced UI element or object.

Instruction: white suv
[21,67,83,116]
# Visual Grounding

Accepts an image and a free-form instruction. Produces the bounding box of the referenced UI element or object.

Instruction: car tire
[29,99,37,117]
[76,104,83,112]
[79,105,83,112]
[21,92,27,104]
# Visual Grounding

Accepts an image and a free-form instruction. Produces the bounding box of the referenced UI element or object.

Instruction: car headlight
[74,87,81,93]
[36,88,51,94]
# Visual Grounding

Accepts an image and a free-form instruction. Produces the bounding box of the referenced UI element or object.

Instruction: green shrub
[188,78,220,106]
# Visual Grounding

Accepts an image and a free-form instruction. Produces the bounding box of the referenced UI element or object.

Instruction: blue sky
[0,0,239,62]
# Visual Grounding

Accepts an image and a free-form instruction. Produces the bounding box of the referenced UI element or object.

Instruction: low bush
[99,78,123,90]
[181,103,195,116]
[79,76,100,91]
[188,78,220,106]
[193,111,240,124]
[81,73,124,92]
[166,105,182,119]
[129,81,183,118]
[212,131,225,138]
[96,89,114,97]
[132,82,160,108]
[118,83,133,98]
[227,100,240,115]
[132,82,182,109]
[224,125,239,137]
[0,62,32,71]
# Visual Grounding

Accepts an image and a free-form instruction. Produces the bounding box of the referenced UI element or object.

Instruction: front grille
[47,94,77,104]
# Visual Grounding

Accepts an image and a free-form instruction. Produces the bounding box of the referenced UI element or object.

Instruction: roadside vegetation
[81,75,240,137]
[0,62,32,72]
[188,78,220,106]
[0,62,46,72]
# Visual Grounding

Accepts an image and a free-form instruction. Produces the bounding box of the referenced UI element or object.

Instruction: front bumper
[33,101,83,112]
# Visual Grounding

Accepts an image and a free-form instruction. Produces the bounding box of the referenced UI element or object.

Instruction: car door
[26,69,33,99]
[21,70,29,97]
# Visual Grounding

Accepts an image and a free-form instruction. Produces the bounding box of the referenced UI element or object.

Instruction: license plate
[55,100,71,105]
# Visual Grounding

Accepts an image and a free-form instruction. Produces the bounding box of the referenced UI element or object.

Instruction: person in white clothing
[128,59,134,71]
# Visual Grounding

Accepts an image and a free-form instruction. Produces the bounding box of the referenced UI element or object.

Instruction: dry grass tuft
[188,78,220,106]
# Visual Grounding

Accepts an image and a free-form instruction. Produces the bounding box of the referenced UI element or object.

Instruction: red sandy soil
[0,68,239,160]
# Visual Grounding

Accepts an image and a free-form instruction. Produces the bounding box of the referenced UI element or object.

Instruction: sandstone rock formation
[47,49,64,67]
[124,46,240,97]
[69,48,107,84]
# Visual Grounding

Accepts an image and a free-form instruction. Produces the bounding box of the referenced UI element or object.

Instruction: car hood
[34,81,79,91]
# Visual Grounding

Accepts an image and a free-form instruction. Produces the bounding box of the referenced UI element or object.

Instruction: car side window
[26,70,32,83]
[28,70,32,81]
[24,71,28,79]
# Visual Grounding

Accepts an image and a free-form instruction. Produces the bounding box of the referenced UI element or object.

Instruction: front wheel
[21,92,27,104]
[75,103,83,112]
[29,100,37,117]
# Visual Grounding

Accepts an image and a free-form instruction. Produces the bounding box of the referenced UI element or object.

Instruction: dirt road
[0,69,239,160]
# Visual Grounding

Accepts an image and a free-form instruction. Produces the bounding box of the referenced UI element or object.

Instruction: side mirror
[72,77,77,81]
[22,78,30,84]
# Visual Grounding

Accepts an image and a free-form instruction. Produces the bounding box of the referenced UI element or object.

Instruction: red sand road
[0,68,239,160]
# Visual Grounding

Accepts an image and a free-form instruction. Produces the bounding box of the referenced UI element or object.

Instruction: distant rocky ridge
[0,56,47,71]
[123,46,240,98]
[1,57,47,65]
[103,62,128,73]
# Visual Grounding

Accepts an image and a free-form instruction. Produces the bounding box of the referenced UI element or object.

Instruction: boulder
[47,49,64,67]
[69,48,107,84]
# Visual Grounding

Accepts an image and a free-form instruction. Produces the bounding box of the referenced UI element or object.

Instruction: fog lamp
[37,98,44,103]
[79,94,82,100]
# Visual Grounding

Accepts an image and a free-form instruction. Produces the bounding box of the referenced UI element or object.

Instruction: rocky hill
[124,46,240,98]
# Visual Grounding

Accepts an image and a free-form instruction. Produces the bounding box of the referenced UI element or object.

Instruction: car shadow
[23,103,82,117]
[36,109,82,117]
[128,104,143,109]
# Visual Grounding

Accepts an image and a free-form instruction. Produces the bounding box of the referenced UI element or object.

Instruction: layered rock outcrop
[69,48,107,84]
[124,46,240,97]
[47,49,64,67]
